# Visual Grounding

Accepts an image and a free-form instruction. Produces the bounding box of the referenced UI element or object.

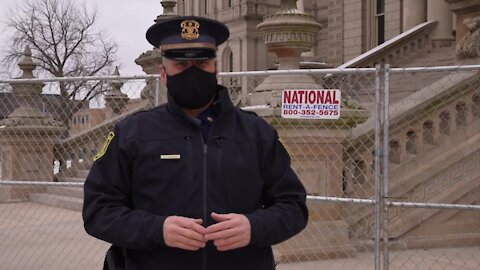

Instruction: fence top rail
[1,64,479,83]
[0,74,161,84]
[389,64,480,73]
[0,68,378,84]
[218,68,377,77]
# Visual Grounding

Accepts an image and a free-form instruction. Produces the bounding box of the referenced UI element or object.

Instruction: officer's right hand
[163,216,207,251]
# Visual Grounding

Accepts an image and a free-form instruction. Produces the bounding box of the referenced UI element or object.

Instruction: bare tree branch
[1,0,118,127]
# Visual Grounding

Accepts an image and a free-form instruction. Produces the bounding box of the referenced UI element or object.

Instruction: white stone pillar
[403,0,427,31]
[427,0,454,40]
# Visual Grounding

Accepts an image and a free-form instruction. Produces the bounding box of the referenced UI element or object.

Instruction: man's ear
[159,64,167,84]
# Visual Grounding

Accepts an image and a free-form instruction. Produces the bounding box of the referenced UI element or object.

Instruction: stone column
[403,0,427,31]
[0,47,65,202]
[263,106,369,262]
[427,0,455,45]
[253,0,370,262]
[253,0,322,106]
[135,1,177,105]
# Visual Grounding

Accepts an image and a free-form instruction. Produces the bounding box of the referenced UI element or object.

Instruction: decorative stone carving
[457,16,480,59]
[252,0,322,106]
[159,0,176,17]
[105,67,129,114]
[0,47,65,129]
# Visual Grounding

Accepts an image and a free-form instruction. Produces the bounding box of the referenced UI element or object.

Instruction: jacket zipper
[201,133,208,270]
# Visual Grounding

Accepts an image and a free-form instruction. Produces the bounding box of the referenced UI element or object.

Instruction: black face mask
[166,65,218,109]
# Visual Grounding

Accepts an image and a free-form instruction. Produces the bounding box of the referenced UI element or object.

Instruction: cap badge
[181,20,200,40]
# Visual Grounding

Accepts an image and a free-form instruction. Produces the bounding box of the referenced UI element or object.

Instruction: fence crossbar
[307,195,480,210]
[1,180,478,211]
[0,180,84,187]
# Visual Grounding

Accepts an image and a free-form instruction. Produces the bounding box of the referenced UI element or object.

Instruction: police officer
[83,16,308,270]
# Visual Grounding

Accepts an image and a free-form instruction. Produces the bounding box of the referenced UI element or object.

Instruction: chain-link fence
[0,65,479,269]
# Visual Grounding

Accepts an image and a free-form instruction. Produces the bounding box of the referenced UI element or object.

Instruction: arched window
[473,95,480,118]
[0,144,3,178]
[422,121,434,145]
[406,131,417,154]
[439,111,451,135]
[370,150,375,175]
[222,47,233,72]
[229,51,233,73]
[389,140,401,164]
[455,102,468,127]
[222,47,235,87]
[353,159,366,184]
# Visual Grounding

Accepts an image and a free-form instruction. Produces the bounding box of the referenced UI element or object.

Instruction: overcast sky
[0,0,164,76]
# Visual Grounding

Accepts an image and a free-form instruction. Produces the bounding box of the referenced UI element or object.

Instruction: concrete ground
[0,202,479,270]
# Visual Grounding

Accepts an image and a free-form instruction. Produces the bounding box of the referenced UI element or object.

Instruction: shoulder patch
[94,132,115,161]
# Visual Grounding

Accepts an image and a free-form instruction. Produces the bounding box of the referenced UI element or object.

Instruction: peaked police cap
[146,16,230,60]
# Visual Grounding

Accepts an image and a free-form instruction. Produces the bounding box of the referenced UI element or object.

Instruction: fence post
[374,64,383,270]
[383,64,390,270]
[155,77,160,107]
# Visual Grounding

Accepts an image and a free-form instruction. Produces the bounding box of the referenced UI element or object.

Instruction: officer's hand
[163,216,207,251]
[205,212,251,251]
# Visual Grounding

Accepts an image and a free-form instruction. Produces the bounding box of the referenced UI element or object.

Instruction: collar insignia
[181,20,200,40]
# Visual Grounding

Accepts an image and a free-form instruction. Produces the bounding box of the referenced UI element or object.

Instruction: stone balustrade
[53,100,150,178]
[344,71,480,241]
[218,2,271,22]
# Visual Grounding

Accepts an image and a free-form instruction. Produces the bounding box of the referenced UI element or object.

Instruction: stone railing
[218,2,272,22]
[338,21,438,68]
[344,70,480,239]
[53,100,150,178]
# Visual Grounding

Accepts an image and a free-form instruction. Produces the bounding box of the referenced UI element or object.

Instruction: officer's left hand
[205,212,251,251]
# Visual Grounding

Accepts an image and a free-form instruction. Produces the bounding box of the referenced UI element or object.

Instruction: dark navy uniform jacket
[83,85,308,270]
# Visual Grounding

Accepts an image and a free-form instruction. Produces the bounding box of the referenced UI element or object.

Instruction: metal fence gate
[0,65,479,269]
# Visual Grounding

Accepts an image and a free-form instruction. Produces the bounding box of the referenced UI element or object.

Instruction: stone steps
[29,171,86,211]
[30,193,83,212]
[58,177,85,183]
[45,186,84,199]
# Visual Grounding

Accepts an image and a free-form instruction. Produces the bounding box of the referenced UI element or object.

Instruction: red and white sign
[281,89,341,119]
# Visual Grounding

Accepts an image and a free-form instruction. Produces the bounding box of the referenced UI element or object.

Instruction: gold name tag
[160,154,181,160]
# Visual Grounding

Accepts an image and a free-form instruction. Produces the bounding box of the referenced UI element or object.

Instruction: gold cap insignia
[181,20,200,40]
